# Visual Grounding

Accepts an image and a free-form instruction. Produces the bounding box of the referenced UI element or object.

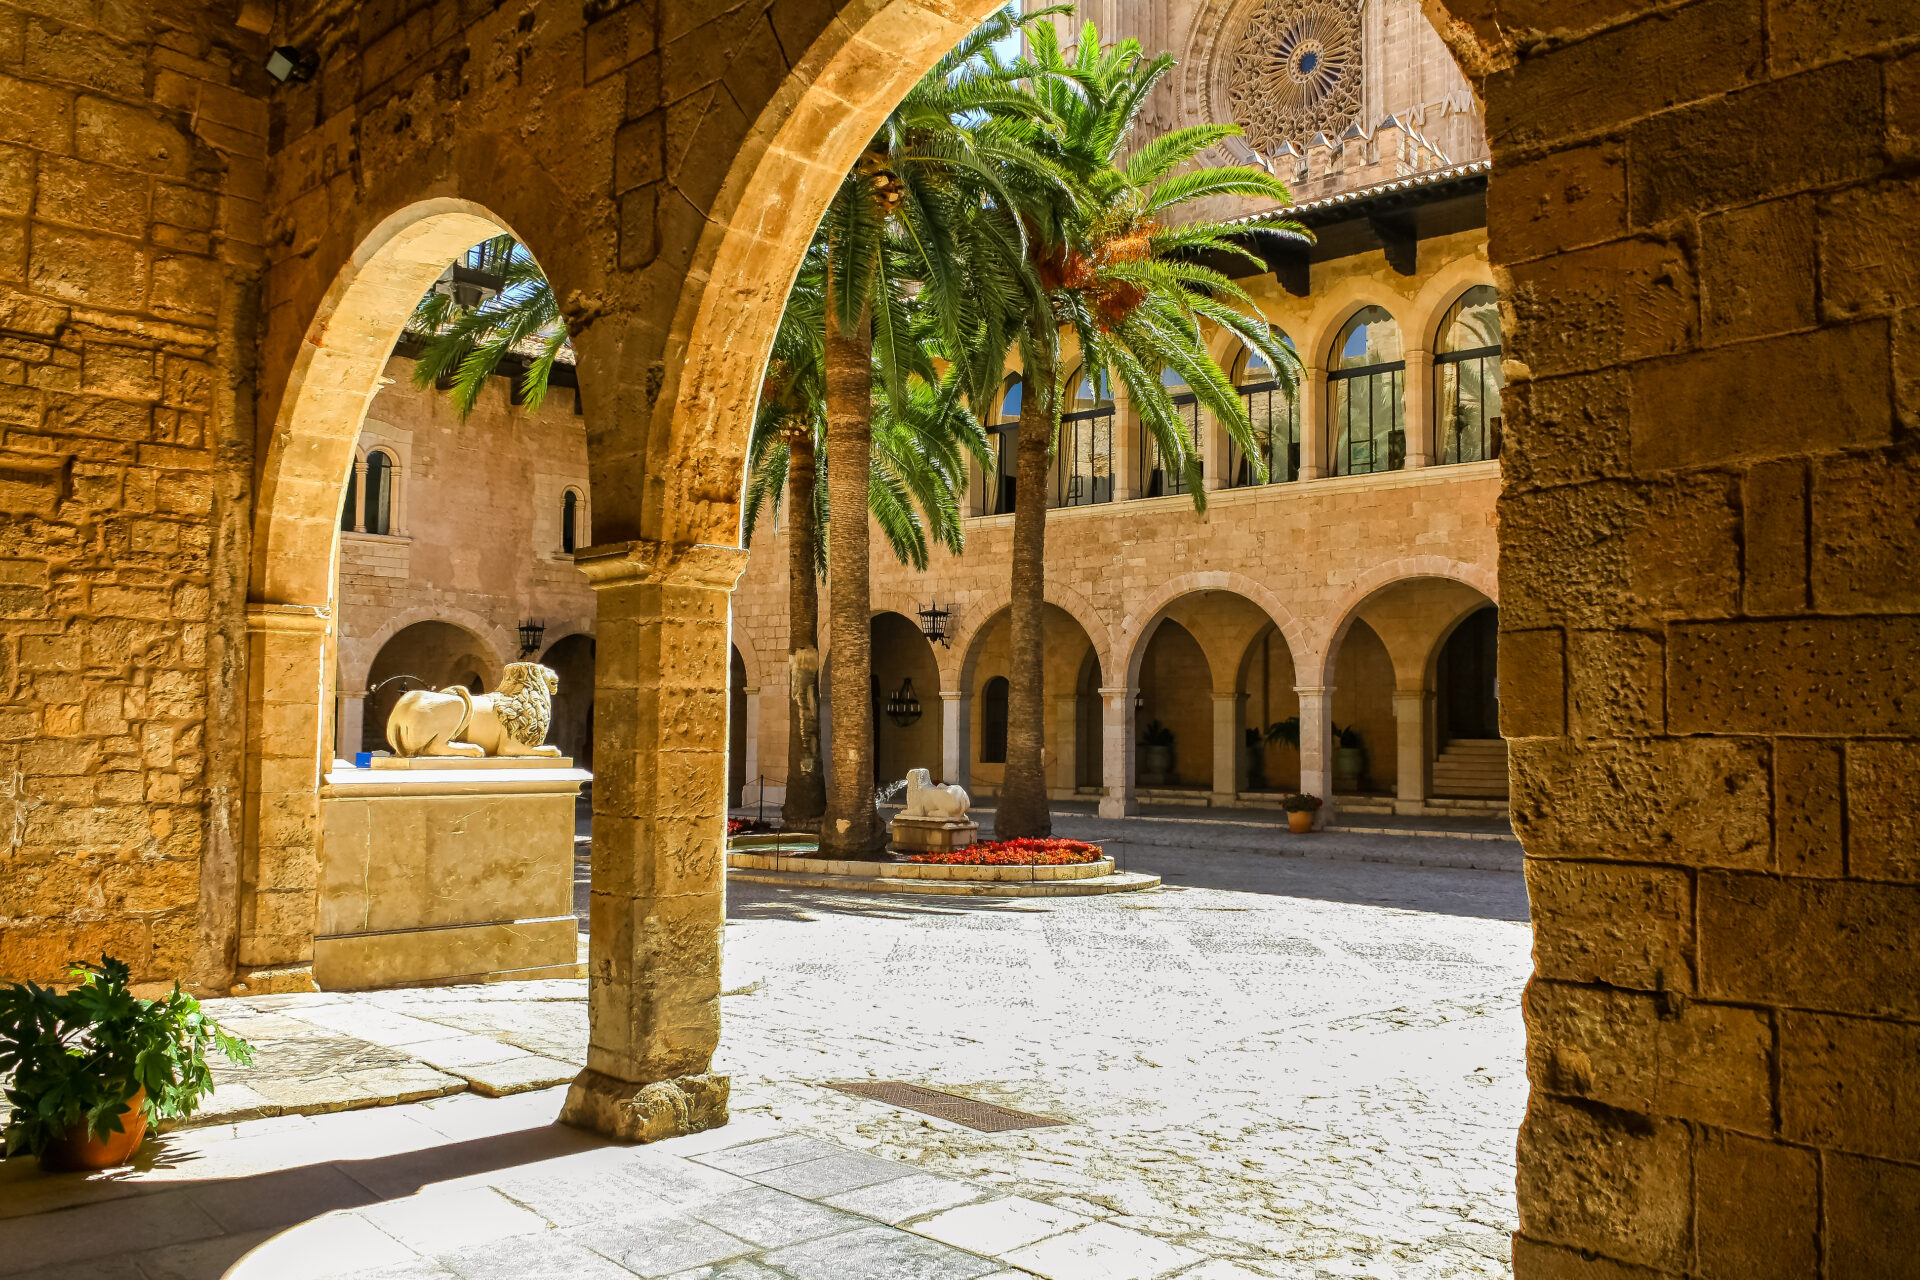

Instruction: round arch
[1118,571,1308,689]
[950,580,1114,692]
[1408,253,1500,351]
[341,604,518,695]
[1312,556,1500,689]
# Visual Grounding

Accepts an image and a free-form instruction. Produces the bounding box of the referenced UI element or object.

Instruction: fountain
[888,768,979,856]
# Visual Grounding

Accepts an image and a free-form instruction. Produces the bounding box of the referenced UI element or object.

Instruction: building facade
[731,1,1503,822]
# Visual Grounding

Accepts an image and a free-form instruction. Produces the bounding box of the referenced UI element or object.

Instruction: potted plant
[1333,723,1366,793]
[1138,720,1175,786]
[1282,792,1322,833]
[1,957,253,1170]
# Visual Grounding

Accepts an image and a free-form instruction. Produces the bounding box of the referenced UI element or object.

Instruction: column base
[1097,793,1135,819]
[230,964,319,996]
[559,1067,730,1143]
[1392,798,1429,816]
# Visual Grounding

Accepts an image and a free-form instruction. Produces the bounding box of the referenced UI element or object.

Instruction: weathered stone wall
[0,1,269,990]
[1447,0,1920,1273]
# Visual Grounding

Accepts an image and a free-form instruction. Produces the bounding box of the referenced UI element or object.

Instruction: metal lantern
[917,600,952,648]
[884,678,923,727]
[518,620,546,658]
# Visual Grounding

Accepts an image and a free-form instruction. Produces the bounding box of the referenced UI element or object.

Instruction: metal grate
[827,1081,1066,1133]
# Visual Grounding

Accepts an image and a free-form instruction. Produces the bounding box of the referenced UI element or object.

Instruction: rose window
[1226,0,1364,154]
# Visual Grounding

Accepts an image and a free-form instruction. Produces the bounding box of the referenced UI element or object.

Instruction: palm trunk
[780,427,826,830]
[821,304,885,856]
[994,341,1055,839]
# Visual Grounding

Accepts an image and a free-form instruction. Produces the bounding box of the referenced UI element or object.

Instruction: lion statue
[386,662,563,758]
[901,767,969,820]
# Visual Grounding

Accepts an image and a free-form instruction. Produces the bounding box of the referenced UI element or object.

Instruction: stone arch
[950,580,1113,693]
[1294,277,1415,377]
[1119,571,1308,689]
[342,603,517,695]
[1408,252,1499,353]
[1310,555,1498,688]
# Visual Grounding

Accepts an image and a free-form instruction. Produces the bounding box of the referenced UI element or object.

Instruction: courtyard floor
[1,824,1532,1279]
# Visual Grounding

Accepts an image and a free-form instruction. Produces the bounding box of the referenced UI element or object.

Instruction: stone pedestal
[316,756,591,990]
[890,814,980,855]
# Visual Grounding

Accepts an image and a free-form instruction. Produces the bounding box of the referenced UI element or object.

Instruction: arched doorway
[729,645,749,808]
[871,612,942,786]
[1135,619,1212,793]
[1075,650,1102,792]
[1431,605,1503,799]
[360,620,500,755]
[958,603,1103,801]
[1238,623,1301,796]
[541,633,596,767]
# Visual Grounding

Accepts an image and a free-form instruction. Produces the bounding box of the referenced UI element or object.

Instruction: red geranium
[908,837,1101,866]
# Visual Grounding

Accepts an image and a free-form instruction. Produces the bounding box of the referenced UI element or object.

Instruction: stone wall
[1449,0,1920,1273]
[0,1,269,991]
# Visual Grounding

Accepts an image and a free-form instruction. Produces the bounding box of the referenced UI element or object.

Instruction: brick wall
[0,1,268,990]
[1460,0,1920,1272]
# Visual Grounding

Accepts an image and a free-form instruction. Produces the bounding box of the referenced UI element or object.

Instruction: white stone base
[889,814,979,855]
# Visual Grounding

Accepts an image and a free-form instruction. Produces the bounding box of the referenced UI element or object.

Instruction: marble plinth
[889,814,979,855]
[315,757,590,990]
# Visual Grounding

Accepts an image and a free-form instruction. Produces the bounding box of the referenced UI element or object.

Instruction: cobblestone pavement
[4,827,1531,1278]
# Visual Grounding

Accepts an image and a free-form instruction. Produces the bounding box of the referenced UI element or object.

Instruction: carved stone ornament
[1226,0,1364,153]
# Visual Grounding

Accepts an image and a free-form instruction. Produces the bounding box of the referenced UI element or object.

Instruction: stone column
[940,690,970,791]
[1053,694,1079,796]
[1402,349,1434,469]
[1295,684,1333,826]
[740,686,760,803]
[1297,362,1329,479]
[334,691,364,761]
[560,539,745,1144]
[1110,384,1140,501]
[1098,686,1135,818]
[1202,411,1230,491]
[237,602,331,995]
[1210,692,1239,805]
[349,457,366,532]
[1392,687,1429,815]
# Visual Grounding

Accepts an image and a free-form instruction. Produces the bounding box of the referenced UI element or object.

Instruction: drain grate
[827,1080,1066,1133]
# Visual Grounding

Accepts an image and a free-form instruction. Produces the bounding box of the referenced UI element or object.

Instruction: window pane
[1333,306,1402,370]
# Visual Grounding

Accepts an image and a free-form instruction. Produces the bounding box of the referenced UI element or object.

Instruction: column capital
[939,689,969,701]
[576,539,749,591]
[1096,686,1134,697]
[1293,684,1335,697]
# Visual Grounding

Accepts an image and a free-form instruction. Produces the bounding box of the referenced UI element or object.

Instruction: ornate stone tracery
[1226,0,1364,153]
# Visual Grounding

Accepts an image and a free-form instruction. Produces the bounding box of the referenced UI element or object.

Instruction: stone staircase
[1431,738,1509,798]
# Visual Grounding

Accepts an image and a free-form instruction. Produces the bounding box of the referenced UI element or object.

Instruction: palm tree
[812,6,1063,856]
[406,236,570,417]
[986,24,1310,838]
[743,245,985,832]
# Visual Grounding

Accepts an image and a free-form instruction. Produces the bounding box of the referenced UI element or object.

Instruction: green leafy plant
[1262,717,1301,749]
[0,957,252,1159]
[1140,720,1175,748]
[1282,793,1323,814]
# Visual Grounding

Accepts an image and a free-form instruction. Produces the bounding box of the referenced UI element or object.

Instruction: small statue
[901,767,969,820]
[386,661,563,758]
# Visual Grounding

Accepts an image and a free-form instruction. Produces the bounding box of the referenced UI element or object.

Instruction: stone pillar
[1297,362,1328,479]
[1295,684,1333,826]
[1392,687,1428,815]
[940,690,970,791]
[1053,695,1079,796]
[334,691,365,761]
[1098,686,1135,818]
[741,686,760,800]
[1111,384,1140,501]
[1402,349,1434,469]
[560,539,745,1144]
[237,603,331,995]
[1210,692,1239,805]
[348,457,366,532]
[1202,411,1230,491]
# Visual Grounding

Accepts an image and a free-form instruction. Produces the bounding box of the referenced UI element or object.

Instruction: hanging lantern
[884,678,923,726]
[917,600,952,648]
[518,620,546,658]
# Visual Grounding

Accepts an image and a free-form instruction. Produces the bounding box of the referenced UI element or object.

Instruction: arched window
[1141,367,1199,498]
[1434,285,1503,464]
[1053,366,1114,508]
[363,449,394,535]
[975,378,1021,517]
[981,675,1010,764]
[340,460,358,531]
[1228,334,1299,486]
[561,489,579,554]
[1328,306,1405,476]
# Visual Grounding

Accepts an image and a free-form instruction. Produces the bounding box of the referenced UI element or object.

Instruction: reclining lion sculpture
[386,661,563,758]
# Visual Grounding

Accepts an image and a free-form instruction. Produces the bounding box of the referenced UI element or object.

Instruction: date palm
[986,24,1310,838]
[813,5,1063,855]
[406,235,569,417]
[744,246,985,831]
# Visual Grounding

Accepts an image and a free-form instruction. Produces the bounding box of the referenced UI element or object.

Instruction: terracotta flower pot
[41,1089,148,1171]
[1287,810,1314,834]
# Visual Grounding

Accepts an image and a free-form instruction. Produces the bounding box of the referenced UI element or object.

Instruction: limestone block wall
[1451,1,1920,1273]
[0,2,270,989]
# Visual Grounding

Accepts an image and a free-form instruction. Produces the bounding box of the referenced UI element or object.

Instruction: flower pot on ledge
[1287,810,1314,834]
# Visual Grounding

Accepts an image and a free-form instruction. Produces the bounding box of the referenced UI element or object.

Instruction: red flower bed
[907,837,1102,866]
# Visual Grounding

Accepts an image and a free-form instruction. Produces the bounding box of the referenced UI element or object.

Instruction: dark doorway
[1437,606,1499,743]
